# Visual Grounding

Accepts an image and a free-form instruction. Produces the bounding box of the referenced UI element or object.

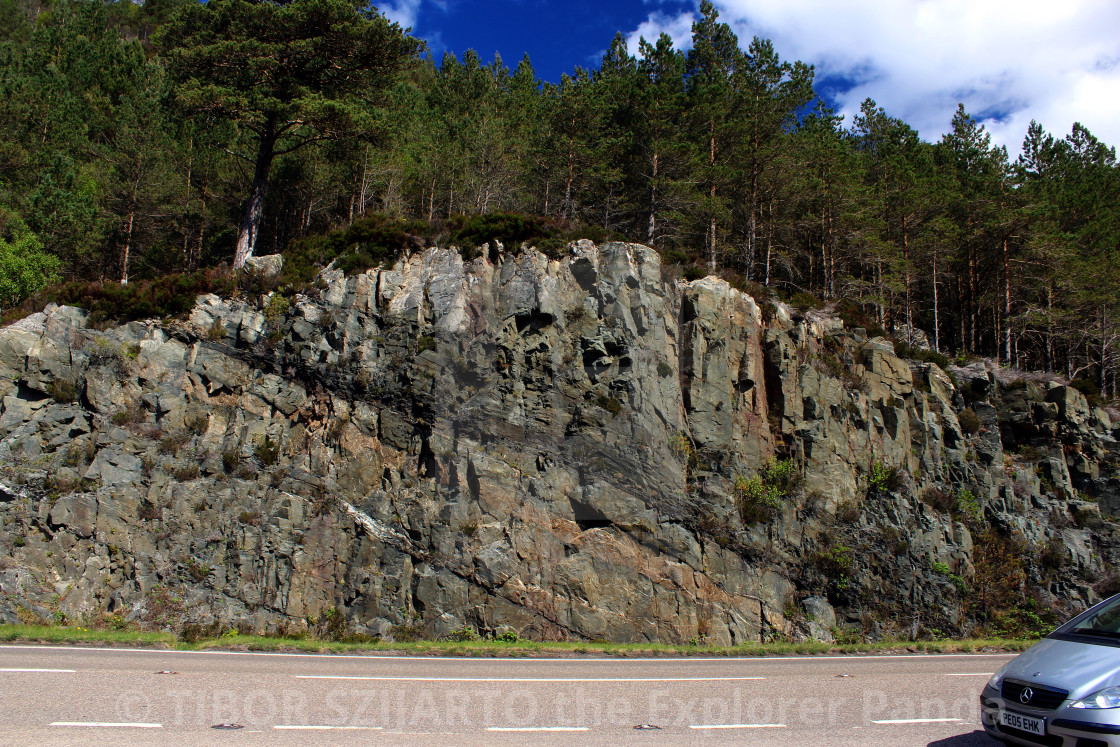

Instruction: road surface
[0,644,1011,745]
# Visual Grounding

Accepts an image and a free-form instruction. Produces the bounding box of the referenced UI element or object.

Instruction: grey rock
[0,245,1115,644]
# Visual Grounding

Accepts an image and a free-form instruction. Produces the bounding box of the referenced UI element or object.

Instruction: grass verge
[0,625,1035,657]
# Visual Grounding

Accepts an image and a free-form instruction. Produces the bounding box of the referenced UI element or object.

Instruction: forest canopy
[0,0,1118,392]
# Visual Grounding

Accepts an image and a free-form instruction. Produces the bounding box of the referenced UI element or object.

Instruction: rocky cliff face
[1,242,1118,644]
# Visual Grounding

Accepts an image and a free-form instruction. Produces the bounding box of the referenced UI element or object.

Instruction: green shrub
[1039,539,1067,570]
[735,458,801,524]
[814,544,854,579]
[657,361,674,378]
[1070,378,1104,407]
[238,509,260,526]
[254,434,281,466]
[172,464,200,482]
[282,214,422,286]
[41,269,236,326]
[444,627,480,642]
[311,607,348,642]
[184,412,209,434]
[921,487,956,513]
[788,291,820,311]
[390,622,425,642]
[221,450,239,473]
[47,379,77,403]
[138,502,161,521]
[895,343,950,370]
[953,489,983,525]
[449,212,548,256]
[682,266,708,281]
[159,434,186,455]
[595,395,623,416]
[834,299,885,336]
[868,461,902,493]
[736,475,782,523]
[417,335,435,353]
[958,408,981,435]
[206,319,226,340]
[835,500,861,522]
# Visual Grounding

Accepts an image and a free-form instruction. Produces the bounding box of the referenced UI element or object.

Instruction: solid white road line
[0,668,75,673]
[274,726,383,731]
[0,644,1018,663]
[487,727,590,732]
[294,675,765,682]
[872,718,963,724]
[50,722,162,728]
[690,724,787,730]
[944,673,994,676]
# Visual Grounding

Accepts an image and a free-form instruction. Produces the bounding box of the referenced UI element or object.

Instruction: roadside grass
[0,624,175,646]
[0,625,1034,656]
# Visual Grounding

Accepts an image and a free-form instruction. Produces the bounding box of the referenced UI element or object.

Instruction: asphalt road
[0,644,1013,746]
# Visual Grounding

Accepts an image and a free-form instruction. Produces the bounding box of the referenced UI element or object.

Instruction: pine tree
[161,0,419,269]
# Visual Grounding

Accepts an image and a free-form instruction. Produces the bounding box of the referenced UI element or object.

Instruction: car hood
[1003,638,1120,699]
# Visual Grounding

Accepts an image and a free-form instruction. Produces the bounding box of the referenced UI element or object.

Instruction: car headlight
[987,667,1007,691]
[1071,687,1120,709]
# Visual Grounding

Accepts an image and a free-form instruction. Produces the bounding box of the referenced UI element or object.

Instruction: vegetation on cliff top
[0,0,1117,389]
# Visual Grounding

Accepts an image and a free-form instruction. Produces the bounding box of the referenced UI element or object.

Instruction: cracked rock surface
[1,242,1118,643]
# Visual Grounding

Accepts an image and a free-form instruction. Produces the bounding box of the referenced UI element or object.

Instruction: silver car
[982,594,1120,746]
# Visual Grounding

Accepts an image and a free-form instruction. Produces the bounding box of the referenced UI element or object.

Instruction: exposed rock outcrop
[1,242,1117,643]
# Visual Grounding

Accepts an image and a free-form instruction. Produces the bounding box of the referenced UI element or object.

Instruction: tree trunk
[708,120,717,272]
[121,208,134,285]
[932,247,940,353]
[967,232,977,352]
[1102,305,1109,391]
[1003,236,1012,364]
[647,152,658,245]
[764,198,773,287]
[562,124,575,220]
[121,159,141,285]
[233,126,278,271]
[746,164,758,281]
[1045,283,1054,372]
[182,136,193,264]
[903,217,912,345]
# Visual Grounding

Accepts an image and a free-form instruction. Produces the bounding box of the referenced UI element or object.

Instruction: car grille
[994,723,1064,747]
[1002,680,1069,711]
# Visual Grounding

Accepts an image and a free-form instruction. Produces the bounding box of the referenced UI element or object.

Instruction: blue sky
[382,0,693,81]
[379,0,1120,152]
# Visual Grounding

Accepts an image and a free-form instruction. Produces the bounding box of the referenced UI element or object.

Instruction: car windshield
[1065,596,1120,637]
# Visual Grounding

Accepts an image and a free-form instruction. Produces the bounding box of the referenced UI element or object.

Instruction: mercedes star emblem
[1020,687,1034,704]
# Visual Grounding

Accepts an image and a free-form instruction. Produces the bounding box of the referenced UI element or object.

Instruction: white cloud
[625,0,1120,151]
[625,10,697,57]
[379,0,423,31]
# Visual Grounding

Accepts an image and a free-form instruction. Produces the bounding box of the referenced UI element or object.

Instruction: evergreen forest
[1,0,1118,394]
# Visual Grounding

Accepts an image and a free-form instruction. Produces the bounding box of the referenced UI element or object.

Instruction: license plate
[1002,710,1046,736]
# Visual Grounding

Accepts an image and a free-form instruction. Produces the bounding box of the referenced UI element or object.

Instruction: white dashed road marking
[873,718,963,724]
[295,675,765,682]
[50,722,162,728]
[690,723,788,730]
[274,725,383,731]
[0,668,75,673]
[487,727,590,732]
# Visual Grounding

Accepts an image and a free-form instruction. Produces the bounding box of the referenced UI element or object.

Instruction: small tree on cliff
[161,0,419,270]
